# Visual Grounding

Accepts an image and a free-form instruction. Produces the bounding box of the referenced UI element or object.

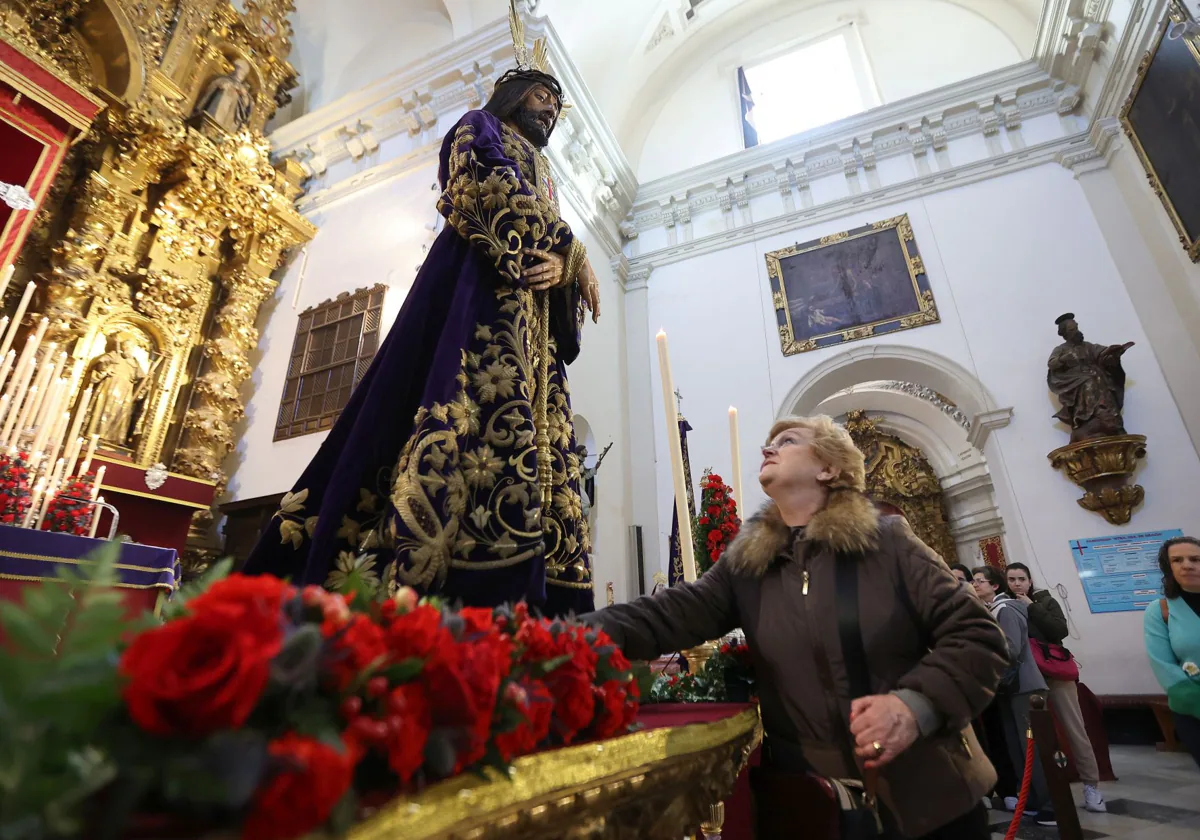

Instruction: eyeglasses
[761,435,807,457]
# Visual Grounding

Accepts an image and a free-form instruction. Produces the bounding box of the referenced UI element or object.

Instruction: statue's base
[1048,434,1147,525]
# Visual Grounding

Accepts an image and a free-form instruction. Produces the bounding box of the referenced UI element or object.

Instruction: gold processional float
[0,2,758,836]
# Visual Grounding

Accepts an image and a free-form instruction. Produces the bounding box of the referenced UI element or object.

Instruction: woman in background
[1144,537,1200,768]
[973,565,1056,827]
[1006,562,1106,812]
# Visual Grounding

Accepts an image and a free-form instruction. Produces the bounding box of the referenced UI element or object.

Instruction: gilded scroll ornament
[844,410,959,564]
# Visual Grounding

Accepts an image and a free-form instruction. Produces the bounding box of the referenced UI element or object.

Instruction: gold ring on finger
[872,741,883,756]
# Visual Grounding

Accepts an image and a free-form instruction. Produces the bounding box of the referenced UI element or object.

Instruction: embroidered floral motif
[436,120,572,284]
[383,281,590,594]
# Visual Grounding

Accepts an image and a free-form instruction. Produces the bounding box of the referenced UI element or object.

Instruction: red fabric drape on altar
[639,704,758,840]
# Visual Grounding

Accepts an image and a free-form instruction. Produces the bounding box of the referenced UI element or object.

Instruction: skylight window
[740,29,875,148]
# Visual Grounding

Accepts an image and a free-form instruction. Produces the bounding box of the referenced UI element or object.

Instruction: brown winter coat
[585,490,1008,837]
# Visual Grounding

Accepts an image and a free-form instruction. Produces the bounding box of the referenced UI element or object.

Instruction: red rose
[120,609,281,737]
[189,575,292,641]
[383,682,430,783]
[242,734,355,840]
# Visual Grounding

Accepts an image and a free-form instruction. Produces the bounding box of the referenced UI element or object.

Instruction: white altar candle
[62,436,83,478]
[34,352,66,429]
[35,471,60,530]
[0,263,13,301]
[8,384,37,449]
[78,433,99,477]
[655,329,697,583]
[0,318,9,364]
[0,281,33,361]
[92,465,106,494]
[0,349,15,400]
[29,380,62,457]
[23,346,57,437]
[0,394,9,431]
[23,478,45,528]
[88,494,105,538]
[728,406,744,515]
[63,385,91,463]
[42,408,69,468]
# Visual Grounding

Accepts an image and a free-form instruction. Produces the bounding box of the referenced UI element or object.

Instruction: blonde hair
[766,415,866,492]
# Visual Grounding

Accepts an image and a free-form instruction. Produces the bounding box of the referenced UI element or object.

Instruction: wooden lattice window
[274,284,386,441]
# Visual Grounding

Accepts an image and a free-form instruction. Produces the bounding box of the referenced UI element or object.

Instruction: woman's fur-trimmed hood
[726,489,880,578]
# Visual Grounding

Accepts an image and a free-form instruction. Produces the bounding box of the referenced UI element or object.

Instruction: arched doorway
[846,410,958,563]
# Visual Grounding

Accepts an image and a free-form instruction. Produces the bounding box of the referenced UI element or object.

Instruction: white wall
[229,161,440,502]
[636,0,1025,182]
[638,163,1200,695]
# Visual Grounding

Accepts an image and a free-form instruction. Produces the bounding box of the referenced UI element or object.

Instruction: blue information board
[1070,530,1183,613]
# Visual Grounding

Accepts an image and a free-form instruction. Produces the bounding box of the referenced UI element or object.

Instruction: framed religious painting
[1120,0,1200,262]
[766,214,939,356]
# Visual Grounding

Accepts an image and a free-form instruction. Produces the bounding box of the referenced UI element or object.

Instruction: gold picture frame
[766,214,939,356]
[1119,0,1200,262]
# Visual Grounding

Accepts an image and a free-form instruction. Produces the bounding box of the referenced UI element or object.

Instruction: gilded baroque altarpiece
[0,0,315,560]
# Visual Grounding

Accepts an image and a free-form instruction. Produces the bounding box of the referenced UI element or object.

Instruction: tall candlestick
[35,466,62,530]
[0,393,9,431]
[728,406,744,516]
[62,436,83,478]
[0,281,33,361]
[3,333,37,405]
[88,495,105,539]
[655,329,697,583]
[92,465,106,498]
[0,317,8,365]
[43,408,70,469]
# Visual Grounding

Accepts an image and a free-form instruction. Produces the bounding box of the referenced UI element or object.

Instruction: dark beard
[513,106,552,147]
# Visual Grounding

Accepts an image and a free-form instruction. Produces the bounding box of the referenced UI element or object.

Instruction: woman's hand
[849,694,920,769]
[1016,594,1033,605]
[579,258,601,323]
[521,248,569,290]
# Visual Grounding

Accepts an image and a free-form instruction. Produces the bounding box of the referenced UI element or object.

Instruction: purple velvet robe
[245,109,594,616]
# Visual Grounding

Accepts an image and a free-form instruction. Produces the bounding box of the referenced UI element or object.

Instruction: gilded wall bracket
[1048,435,1147,525]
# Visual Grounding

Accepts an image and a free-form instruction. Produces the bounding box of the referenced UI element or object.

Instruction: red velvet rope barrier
[1005,728,1036,840]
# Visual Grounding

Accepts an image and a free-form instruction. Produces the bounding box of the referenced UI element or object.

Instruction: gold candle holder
[700,801,727,839]
[681,640,718,675]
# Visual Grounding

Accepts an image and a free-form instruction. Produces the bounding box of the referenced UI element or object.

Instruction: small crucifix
[674,388,683,416]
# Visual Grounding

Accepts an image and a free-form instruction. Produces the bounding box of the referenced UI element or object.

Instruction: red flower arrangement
[39,474,96,535]
[692,469,741,574]
[0,449,33,525]
[107,569,641,839]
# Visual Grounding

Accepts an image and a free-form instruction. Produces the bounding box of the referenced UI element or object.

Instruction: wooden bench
[1099,694,1186,752]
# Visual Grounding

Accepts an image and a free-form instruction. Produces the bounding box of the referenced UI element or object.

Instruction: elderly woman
[584,416,1007,839]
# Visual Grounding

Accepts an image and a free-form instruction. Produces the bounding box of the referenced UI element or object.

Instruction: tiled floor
[987,745,1200,839]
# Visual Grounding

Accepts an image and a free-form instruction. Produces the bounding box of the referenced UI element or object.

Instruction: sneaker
[1004,796,1018,811]
[1083,784,1107,813]
[1036,809,1057,826]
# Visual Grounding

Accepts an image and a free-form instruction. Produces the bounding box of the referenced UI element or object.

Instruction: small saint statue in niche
[576,441,613,522]
[1047,313,1135,443]
[85,337,157,447]
[193,58,254,132]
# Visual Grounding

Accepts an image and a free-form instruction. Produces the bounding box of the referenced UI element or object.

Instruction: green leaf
[534,654,572,676]
[381,657,424,684]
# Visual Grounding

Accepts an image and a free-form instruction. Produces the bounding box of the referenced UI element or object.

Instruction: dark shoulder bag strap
[834,555,882,813]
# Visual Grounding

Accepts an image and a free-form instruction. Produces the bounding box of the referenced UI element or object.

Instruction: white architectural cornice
[630,61,1067,211]
[624,128,1104,272]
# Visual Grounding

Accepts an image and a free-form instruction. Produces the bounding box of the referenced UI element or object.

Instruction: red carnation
[382,682,430,784]
[242,734,355,840]
[328,613,389,691]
